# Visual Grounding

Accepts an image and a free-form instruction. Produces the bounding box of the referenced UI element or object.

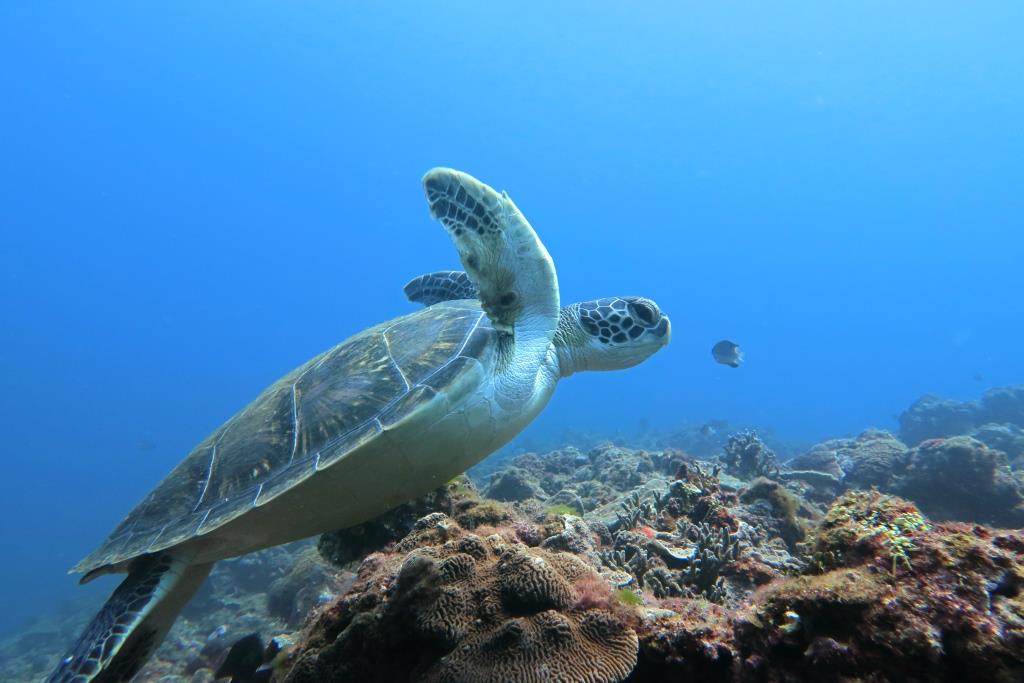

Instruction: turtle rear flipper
[48,553,212,683]
[403,270,478,306]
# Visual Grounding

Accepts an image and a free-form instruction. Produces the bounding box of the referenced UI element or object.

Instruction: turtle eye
[629,301,658,326]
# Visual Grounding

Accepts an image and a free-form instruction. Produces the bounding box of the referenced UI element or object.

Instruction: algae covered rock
[971,422,1024,466]
[899,394,977,446]
[836,429,909,490]
[978,385,1024,425]
[898,385,1024,447]
[484,466,547,502]
[729,490,1024,683]
[784,442,845,480]
[897,435,1024,527]
[784,431,1024,527]
[546,488,586,515]
[738,477,809,551]
[785,429,909,493]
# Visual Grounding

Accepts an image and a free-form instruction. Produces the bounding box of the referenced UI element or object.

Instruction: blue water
[1,3,1021,635]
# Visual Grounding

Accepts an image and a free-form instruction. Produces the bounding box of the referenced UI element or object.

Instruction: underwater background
[1,0,1021,654]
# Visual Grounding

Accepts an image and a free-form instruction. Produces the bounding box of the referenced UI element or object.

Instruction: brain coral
[282,513,637,683]
[425,609,636,683]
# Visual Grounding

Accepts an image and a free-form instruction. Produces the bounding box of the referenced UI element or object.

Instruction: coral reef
[897,436,1024,527]
[783,430,1024,527]
[899,394,978,446]
[18,406,1024,683]
[483,466,547,502]
[738,477,808,550]
[721,431,778,480]
[279,513,638,683]
[732,491,1024,682]
[267,546,352,628]
[318,476,478,566]
[899,385,1024,458]
[630,491,1024,682]
[473,442,705,524]
[592,467,779,606]
[784,429,909,493]
[278,483,1023,683]
[647,420,801,461]
[971,422,1024,467]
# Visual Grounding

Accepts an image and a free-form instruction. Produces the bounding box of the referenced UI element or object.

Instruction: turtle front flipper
[403,270,479,306]
[422,169,559,344]
[47,553,213,683]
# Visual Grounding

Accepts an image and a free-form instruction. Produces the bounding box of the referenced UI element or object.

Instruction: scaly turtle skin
[48,169,671,683]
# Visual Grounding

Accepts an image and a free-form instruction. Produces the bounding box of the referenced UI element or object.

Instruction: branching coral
[653,480,703,518]
[599,481,743,604]
[722,431,779,480]
[613,492,657,532]
[674,461,721,494]
[673,520,741,601]
[599,531,654,587]
[898,435,1024,527]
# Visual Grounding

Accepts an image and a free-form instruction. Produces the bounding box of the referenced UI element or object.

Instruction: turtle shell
[73,301,492,574]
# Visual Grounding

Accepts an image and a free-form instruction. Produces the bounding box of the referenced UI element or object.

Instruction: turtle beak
[655,316,671,345]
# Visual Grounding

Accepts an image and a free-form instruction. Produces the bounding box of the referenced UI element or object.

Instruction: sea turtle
[48,168,671,682]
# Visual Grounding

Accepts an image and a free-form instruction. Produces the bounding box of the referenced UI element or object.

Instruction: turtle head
[554,297,671,377]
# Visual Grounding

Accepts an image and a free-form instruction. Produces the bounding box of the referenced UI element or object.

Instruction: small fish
[711,340,743,368]
[214,633,266,682]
